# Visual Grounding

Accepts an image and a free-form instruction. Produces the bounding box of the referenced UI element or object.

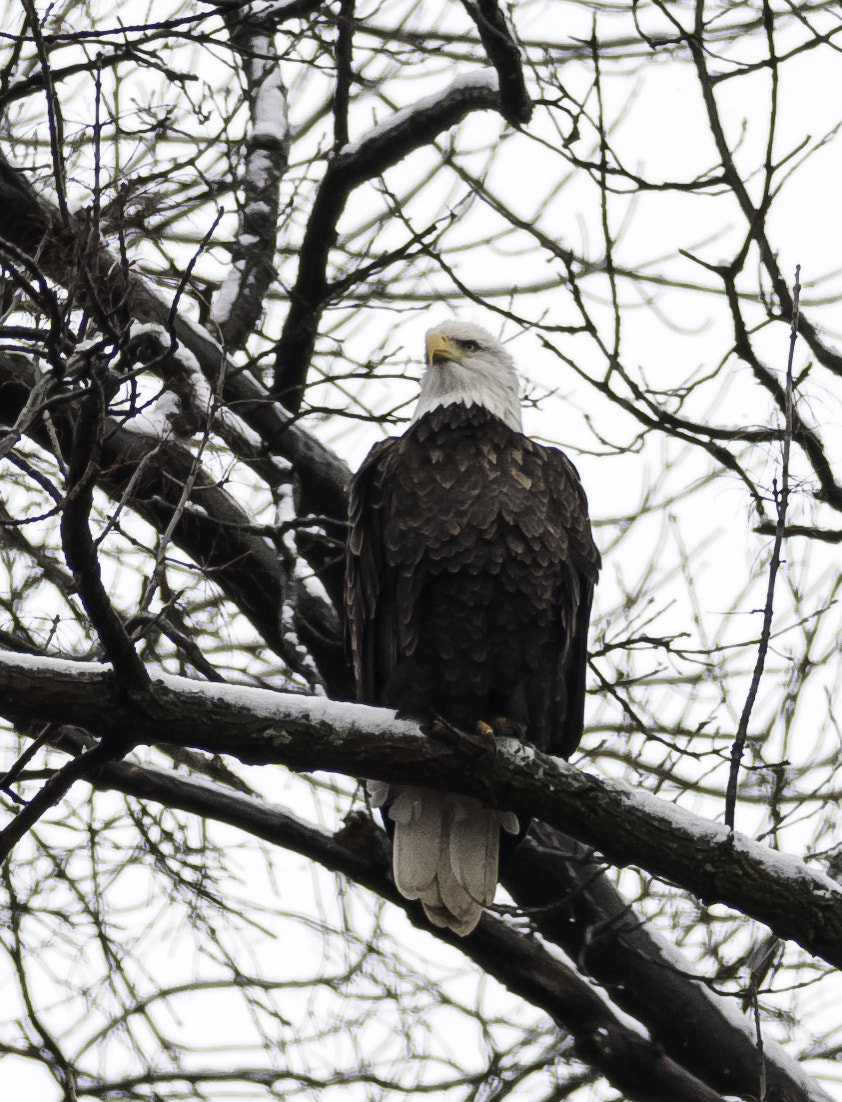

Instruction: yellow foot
[476,716,520,739]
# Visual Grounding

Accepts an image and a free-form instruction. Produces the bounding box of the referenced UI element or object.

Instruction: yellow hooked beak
[426,330,461,366]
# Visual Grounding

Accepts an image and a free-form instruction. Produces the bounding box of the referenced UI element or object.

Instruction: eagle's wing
[347,420,600,757]
[345,435,400,705]
[525,443,601,760]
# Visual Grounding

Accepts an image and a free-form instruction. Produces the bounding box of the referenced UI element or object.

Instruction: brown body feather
[346,402,600,933]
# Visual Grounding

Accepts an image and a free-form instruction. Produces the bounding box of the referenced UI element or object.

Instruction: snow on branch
[128,322,268,460]
[248,0,324,23]
[1,648,842,974]
[335,70,500,168]
[212,12,289,349]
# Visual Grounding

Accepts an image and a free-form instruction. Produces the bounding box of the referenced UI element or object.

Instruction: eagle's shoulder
[349,405,599,578]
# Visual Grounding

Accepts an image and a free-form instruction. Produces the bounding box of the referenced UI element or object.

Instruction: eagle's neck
[411,363,523,433]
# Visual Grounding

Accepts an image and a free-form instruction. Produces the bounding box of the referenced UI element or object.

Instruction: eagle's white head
[411,319,523,433]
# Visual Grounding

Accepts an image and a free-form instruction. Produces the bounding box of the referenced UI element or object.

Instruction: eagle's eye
[459,339,480,352]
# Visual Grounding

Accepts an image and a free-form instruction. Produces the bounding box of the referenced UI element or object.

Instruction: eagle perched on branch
[346,320,600,935]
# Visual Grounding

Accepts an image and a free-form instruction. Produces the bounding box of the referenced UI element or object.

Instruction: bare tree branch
[271,70,503,410]
[1,650,842,979]
[459,0,532,125]
[44,726,823,1102]
[211,9,289,350]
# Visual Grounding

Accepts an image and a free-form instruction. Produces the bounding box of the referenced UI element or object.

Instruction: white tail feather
[385,786,505,936]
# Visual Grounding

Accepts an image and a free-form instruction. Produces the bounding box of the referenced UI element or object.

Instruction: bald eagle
[345,320,600,935]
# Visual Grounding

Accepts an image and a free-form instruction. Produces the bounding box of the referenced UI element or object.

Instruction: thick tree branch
[332,0,354,151]
[1,650,841,977]
[460,0,532,125]
[503,828,826,1102]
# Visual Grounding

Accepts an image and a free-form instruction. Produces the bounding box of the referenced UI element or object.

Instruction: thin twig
[0,724,52,798]
[0,735,133,864]
[724,265,800,830]
[166,208,225,338]
[18,0,68,223]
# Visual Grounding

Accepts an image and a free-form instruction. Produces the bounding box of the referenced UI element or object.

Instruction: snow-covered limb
[2,647,842,977]
[247,0,323,23]
[128,322,270,461]
[459,0,532,126]
[212,13,289,349]
[337,71,500,162]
